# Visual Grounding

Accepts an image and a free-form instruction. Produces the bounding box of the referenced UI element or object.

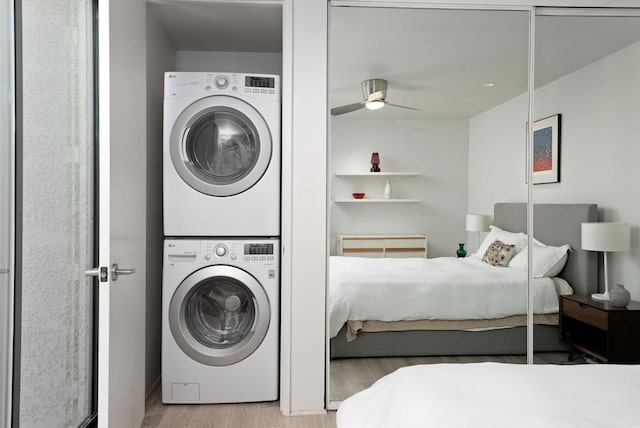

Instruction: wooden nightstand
[559,294,640,363]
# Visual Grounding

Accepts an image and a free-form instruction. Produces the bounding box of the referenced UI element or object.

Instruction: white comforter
[337,362,640,428]
[329,256,564,338]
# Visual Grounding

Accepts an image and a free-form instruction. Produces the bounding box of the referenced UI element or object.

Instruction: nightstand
[559,294,640,363]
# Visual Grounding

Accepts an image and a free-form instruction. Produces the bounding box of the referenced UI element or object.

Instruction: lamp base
[591,291,610,301]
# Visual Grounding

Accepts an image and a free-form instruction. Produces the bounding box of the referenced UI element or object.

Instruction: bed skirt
[330,324,568,359]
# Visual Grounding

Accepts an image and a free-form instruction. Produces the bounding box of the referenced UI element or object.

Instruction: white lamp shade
[581,222,630,252]
[466,214,492,232]
[365,100,384,110]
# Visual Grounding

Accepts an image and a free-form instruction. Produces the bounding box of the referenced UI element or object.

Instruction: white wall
[468,93,529,215]
[469,40,640,299]
[145,9,174,396]
[175,50,282,75]
[330,117,469,257]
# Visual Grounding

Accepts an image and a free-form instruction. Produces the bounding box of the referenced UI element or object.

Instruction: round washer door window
[170,95,272,196]
[169,265,270,366]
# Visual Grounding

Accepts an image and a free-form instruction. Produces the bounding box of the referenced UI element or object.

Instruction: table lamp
[581,222,630,301]
[466,214,492,251]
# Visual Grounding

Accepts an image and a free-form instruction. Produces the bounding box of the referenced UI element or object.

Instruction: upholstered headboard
[493,203,598,295]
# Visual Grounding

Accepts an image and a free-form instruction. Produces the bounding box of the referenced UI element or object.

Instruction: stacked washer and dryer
[162,72,281,404]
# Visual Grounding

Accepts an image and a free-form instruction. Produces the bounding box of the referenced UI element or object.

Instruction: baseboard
[287,409,327,416]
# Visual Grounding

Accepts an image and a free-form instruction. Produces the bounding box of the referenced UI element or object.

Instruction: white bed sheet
[329,256,567,338]
[337,362,640,428]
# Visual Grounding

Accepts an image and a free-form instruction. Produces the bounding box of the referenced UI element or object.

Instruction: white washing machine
[163,72,281,237]
[162,238,279,404]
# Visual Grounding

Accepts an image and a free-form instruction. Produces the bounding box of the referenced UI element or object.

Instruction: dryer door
[169,265,270,366]
[170,95,272,196]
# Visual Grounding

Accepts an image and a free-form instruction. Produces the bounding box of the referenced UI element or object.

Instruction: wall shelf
[334,171,422,202]
[334,198,421,203]
[335,172,421,177]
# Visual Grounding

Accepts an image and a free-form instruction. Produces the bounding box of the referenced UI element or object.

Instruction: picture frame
[531,114,561,184]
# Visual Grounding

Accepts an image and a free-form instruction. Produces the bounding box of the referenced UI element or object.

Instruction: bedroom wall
[330,117,469,258]
[468,39,640,299]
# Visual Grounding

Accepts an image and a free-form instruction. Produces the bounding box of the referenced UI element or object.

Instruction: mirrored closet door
[327,4,531,405]
[532,9,640,365]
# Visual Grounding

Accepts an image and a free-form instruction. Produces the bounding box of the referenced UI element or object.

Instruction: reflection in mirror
[532,14,640,364]
[328,6,530,404]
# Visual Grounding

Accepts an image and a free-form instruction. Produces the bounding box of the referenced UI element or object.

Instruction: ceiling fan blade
[385,102,420,111]
[330,102,365,116]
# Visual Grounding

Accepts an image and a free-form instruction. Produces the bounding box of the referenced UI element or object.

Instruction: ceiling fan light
[365,100,385,110]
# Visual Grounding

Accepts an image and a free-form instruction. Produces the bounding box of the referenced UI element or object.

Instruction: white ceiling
[330,7,640,118]
[147,0,282,53]
[146,3,640,119]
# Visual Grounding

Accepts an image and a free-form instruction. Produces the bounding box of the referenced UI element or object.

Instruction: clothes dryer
[162,238,279,403]
[163,72,280,236]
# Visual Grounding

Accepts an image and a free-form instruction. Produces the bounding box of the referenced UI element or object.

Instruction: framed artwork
[532,114,561,184]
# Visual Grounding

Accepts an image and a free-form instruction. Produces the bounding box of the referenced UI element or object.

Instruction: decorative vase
[456,243,467,258]
[609,283,631,307]
[384,178,392,199]
[370,152,381,172]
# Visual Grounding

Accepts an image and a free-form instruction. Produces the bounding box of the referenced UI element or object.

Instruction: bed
[330,203,598,358]
[336,362,640,427]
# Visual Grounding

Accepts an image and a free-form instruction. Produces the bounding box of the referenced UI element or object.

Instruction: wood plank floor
[141,385,337,428]
[329,352,569,401]
[142,353,570,427]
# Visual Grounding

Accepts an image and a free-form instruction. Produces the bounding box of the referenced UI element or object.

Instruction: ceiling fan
[331,78,420,116]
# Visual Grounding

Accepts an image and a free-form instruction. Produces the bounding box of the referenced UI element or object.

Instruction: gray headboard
[493,203,598,295]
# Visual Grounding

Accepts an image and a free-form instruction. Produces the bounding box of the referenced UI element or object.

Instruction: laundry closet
[144,0,284,402]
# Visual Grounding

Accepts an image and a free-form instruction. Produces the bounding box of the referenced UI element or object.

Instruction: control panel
[165,72,280,101]
[164,239,279,267]
[199,241,276,263]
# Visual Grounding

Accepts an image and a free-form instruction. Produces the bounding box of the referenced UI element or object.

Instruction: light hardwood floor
[141,386,337,428]
[329,352,569,401]
[142,353,570,427]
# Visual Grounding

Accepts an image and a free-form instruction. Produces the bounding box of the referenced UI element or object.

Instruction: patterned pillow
[482,240,516,267]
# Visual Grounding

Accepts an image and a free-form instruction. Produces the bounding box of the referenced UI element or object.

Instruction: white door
[96,0,146,426]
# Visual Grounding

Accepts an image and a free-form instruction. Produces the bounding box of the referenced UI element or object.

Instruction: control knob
[215,245,227,257]
[215,76,229,89]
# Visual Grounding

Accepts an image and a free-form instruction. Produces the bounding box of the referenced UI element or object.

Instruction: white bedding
[337,362,640,428]
[329,256,569,338]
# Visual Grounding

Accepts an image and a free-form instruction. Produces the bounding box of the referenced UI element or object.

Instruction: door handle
[85,266,109,282]
[0,268,9,274]
[85,264,135,282]
[111,263,136,281]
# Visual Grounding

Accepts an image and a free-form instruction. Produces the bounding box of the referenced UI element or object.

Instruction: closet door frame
[0,0,15,425]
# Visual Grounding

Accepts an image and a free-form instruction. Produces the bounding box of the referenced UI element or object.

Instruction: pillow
[473,225,527,259]
[482,240,517,267]
[509,242,571,278]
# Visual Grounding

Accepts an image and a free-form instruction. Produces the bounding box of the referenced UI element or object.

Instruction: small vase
[370,152,381,172]
[610,284,631,307]
[456,243,467,258]
[384,178,392,199]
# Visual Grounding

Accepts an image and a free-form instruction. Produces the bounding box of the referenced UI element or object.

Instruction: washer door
[169,265,270,366]
[170,95,272,196]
